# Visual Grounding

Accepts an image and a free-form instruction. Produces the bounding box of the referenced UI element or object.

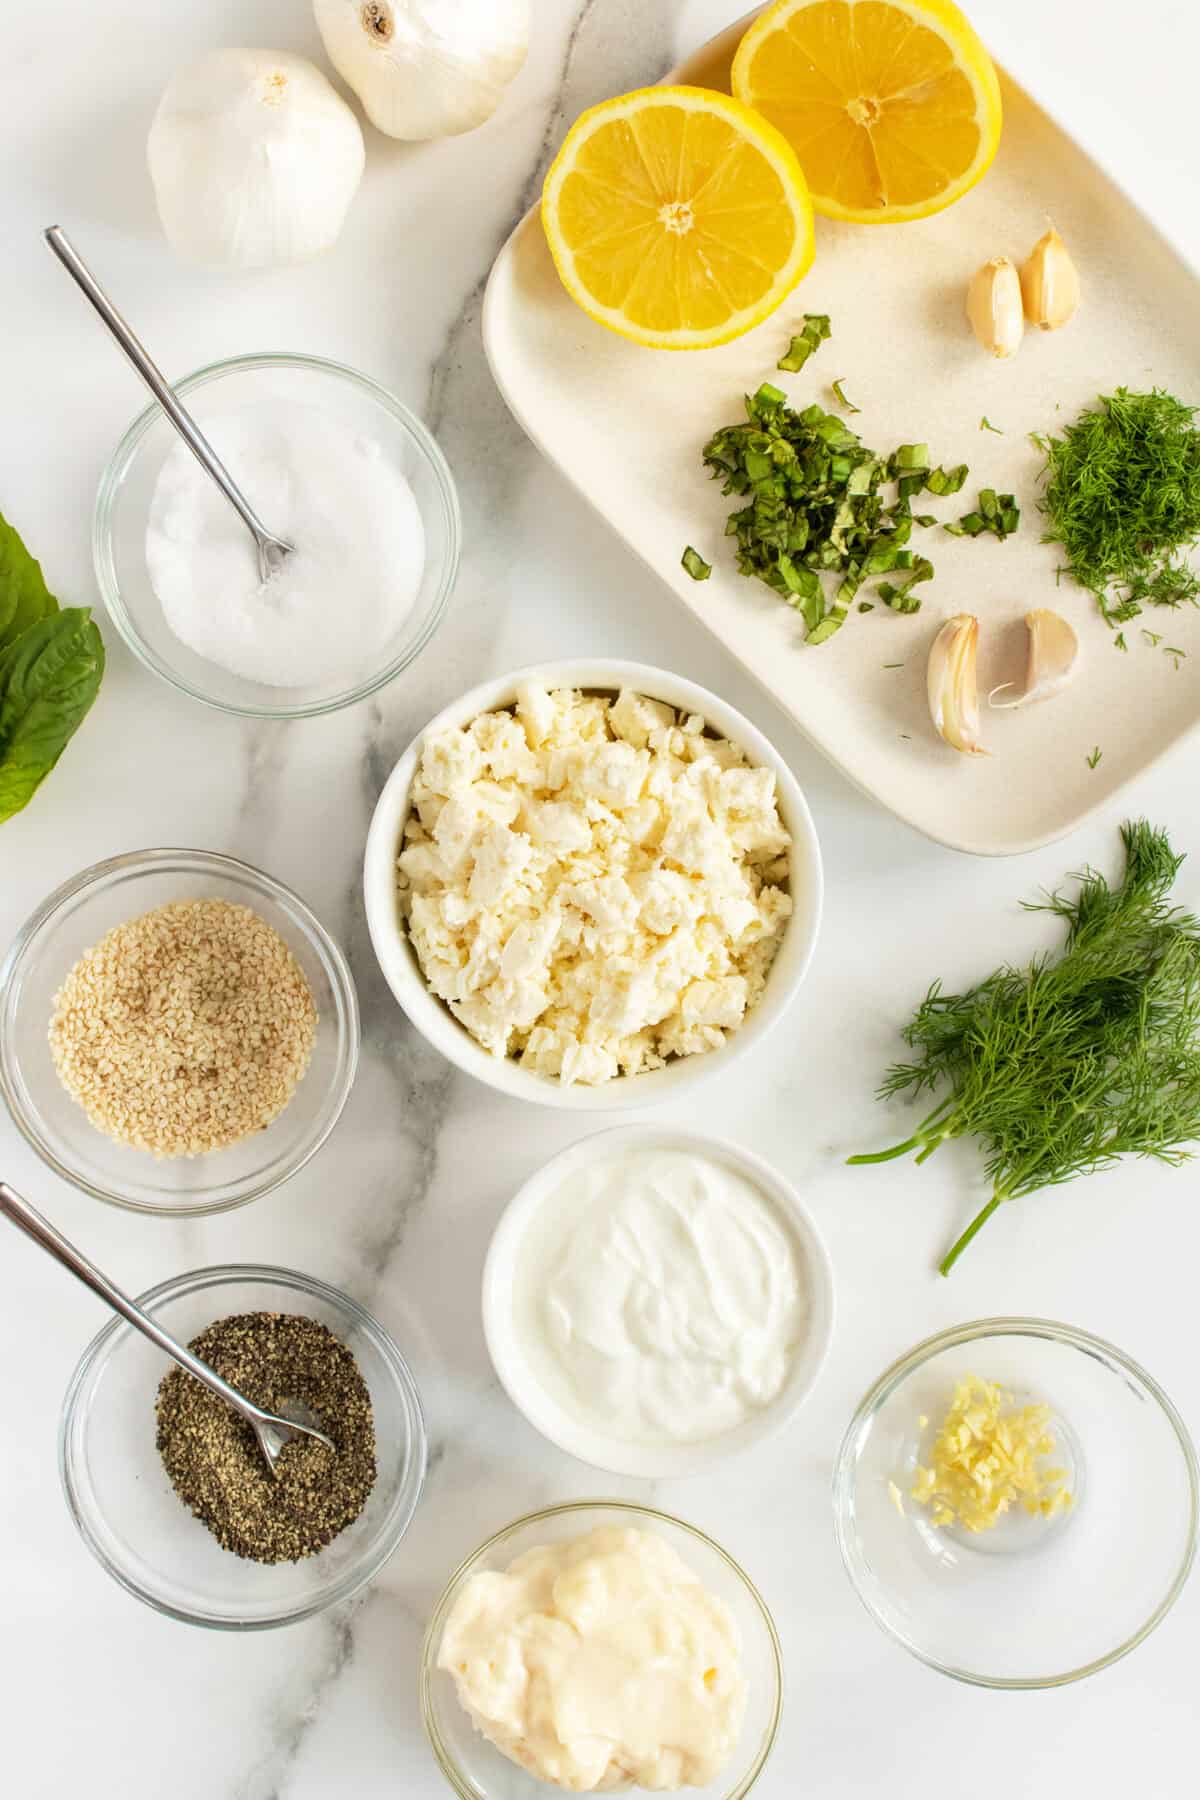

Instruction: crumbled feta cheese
[397,689,793,1084]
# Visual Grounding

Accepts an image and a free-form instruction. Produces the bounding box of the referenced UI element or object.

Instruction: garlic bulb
[928,614,988,755]
[966,256,1024,359]
[1020,226,1080,330]
[990,608,1079,708]
[147,50,365,269]
[313,0,529,140]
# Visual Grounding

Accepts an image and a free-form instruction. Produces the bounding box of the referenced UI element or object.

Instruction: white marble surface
[2,2,1197,1795]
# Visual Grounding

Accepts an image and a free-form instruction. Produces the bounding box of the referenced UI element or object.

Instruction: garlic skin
[148,51,365,269]
[966,256,1024,358]
[928,614,988,755]
[990,608,1079,708]
[313,0,529,140]
[1020,226,1080,330]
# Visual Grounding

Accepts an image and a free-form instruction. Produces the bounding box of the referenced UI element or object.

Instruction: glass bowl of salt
[93,352,460,718]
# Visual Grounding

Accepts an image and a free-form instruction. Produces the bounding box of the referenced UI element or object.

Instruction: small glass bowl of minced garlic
[60,1265,427,1629]
[833,1319,1198,1688]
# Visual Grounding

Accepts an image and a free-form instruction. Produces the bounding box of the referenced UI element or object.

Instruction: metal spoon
[0,1181,334,1476]
[44,225,292,584]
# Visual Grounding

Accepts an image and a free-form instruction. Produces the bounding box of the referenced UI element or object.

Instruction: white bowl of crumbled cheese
[363,661,822,1108]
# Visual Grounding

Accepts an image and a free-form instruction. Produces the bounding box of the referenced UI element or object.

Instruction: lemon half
[541,85,816,350]
[733,0,1003,224]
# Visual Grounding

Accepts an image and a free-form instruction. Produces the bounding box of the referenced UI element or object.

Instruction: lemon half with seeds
[733,0,1003,224]
[541,85,815,350]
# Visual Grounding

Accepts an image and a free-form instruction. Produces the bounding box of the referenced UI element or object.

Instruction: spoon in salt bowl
[44,225,292,584]
[0,1180,335,1475]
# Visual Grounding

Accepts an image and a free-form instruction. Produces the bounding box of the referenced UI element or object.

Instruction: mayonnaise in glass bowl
[483,1125,835,1477]
[363,660,823,1111]
[421,1501,783,1800]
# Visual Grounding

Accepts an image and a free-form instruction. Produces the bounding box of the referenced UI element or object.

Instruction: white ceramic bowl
[363,661,822,1109]
[482,1124,836,1477]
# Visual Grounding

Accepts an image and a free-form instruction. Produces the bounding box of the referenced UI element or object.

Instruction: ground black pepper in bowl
[155,1312,376,1564]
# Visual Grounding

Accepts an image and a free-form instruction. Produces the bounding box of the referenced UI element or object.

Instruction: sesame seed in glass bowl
[0,848,358,1216]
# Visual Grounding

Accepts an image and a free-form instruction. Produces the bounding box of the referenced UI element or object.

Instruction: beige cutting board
[483,10,1200,854]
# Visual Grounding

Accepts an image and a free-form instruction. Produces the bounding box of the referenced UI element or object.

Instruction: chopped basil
[777,313,831,372]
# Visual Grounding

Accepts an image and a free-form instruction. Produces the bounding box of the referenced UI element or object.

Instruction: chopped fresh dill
[883,661,904,668]
[849,822,1200,1274]
[1036,388,1200,631]
[1086,746,1102,768]
[1143,629,1163,647]
[980,416,1003,434]
[1115,631,1128,651]
[1166,646,1187,668]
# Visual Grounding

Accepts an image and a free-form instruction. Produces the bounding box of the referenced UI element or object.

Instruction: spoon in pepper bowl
[0,1180,335,1475]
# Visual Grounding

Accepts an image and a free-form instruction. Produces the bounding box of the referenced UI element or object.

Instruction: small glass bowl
[421,1501,782,1799]
[0,848,359,1216]
[60,1265,427,1629]
[833,1318,1199,1688]
[93,352,460,718]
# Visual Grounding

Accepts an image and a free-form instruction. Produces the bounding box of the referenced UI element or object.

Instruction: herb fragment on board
[1086,746,1102,768]
[1166,646,1187,668]
[0,510,104,824]
[830,378,861,413]
[681,545,711,581]
[777,312,831,371]
[1035,388,1200,631]
[848,822,1200,1274]
[924,463,969,497]
[980,416,1003,434]
[944,490,1020,540]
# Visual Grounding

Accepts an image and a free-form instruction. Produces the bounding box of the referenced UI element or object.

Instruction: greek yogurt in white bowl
[482,1125,835,1477]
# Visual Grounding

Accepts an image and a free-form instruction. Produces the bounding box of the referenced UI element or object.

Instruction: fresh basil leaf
[0,608,105,823]
[0,509,57,654]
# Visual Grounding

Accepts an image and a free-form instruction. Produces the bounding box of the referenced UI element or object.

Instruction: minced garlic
[911,1375,1072,1533]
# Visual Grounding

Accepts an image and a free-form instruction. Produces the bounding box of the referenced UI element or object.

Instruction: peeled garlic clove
[966,257,1024,358]
[928,614,988,755]
[1020,226,1080,330]
[990,608,1079,708]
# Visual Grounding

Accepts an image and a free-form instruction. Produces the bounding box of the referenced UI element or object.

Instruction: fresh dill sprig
[849,822,1200,1274]
[1035,388,1200,630]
